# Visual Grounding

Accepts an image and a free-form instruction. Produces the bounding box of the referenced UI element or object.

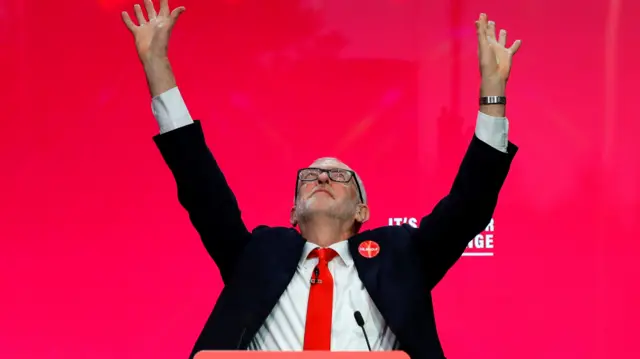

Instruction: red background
[1,0,639,358]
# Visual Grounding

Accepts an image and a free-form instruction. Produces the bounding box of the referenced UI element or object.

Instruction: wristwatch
[480,96,506,105]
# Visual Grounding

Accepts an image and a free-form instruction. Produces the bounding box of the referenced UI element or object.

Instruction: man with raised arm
[122,1,521,358]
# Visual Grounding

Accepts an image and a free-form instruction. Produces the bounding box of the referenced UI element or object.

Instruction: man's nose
[317,172,330,183]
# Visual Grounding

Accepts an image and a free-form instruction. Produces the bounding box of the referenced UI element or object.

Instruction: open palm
[122,0,185,62]
[475,13,521,84]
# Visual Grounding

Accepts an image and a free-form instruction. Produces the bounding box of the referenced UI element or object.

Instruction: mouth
[311,189,334,198]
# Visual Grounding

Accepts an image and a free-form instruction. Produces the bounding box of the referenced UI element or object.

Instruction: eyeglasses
[295,167,364,203]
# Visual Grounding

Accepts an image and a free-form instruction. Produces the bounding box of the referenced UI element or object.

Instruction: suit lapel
[245,229,306,342]
[348,231,382,300]
[349,229,415,352]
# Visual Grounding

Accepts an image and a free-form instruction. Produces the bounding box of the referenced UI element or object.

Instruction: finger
[133,4,147,25]
[121,11,137,31]
[144,0,157,20]
[487,20,497,42]
[478,12,488,25]
[475,13,488,47]
[159,0,169,16]
[170,6,185,22]
[498,29,507,47]
[509,40,522,55]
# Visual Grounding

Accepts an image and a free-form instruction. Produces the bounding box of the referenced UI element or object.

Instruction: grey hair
[294,157,367,204]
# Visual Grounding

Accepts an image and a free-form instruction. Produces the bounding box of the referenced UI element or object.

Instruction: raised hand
[122,0,185,64]
[475,13,521,97]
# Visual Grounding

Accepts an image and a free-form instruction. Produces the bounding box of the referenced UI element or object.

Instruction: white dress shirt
[150,87,510,350]
[248,241,399,351]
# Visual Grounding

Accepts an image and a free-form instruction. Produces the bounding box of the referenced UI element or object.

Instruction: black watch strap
[480,96,506,105]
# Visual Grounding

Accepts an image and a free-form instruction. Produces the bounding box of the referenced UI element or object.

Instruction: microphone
[236,327,247,350]
[353,311,372,351]
[236,313,253,350]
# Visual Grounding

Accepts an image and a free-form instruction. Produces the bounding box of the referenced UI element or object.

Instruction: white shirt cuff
[474,111,509,153]
[151,87,194,134]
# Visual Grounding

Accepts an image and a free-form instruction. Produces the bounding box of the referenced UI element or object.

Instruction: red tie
[303,248,338,350]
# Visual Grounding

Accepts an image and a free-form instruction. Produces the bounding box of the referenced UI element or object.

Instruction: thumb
[170,6,185,22]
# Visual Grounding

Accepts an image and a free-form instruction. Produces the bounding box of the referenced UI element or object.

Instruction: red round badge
[358,240,380,258]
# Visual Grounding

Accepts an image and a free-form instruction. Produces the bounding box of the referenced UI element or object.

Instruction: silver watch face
[480,96,506,105]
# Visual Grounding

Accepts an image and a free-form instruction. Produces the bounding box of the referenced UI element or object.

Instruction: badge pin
[358,240,380,258]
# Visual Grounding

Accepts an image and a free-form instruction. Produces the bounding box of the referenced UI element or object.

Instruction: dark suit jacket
[154,121,518,359]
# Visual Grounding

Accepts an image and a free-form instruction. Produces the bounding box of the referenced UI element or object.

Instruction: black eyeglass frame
[294,167,364,204]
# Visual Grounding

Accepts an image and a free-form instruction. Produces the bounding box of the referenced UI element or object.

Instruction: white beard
[295,197,357,223]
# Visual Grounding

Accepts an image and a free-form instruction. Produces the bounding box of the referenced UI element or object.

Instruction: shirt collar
[299,240,354,269]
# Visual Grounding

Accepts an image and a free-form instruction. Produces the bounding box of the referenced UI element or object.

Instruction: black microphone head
[354,311,365,327]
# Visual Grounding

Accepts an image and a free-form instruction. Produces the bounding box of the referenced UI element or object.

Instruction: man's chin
[297,205,336,219]
[303,206,334,215]
[302,206,358,221]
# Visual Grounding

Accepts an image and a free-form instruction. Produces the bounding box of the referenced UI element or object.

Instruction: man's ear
[355,204,370,224]
[290,205,298,227]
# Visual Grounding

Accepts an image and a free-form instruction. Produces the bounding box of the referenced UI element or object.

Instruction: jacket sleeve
[154,121,251,284]
[413,135,518,290]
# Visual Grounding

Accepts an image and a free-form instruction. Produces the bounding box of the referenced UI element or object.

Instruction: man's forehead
[309,158,351,170]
